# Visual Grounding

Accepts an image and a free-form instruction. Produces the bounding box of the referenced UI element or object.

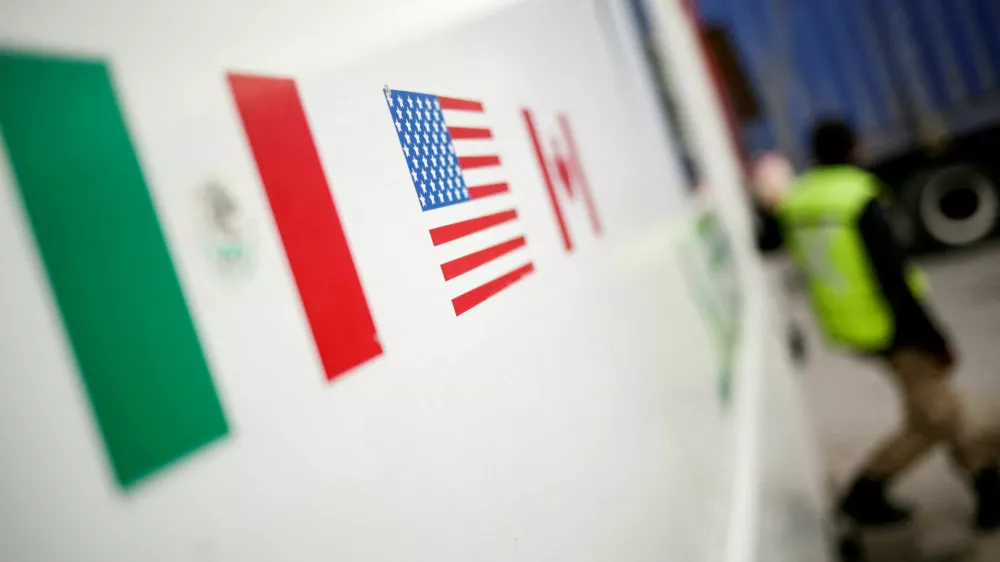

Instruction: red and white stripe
[429,95,534,316]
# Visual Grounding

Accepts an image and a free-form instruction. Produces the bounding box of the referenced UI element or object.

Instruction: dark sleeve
[856,200,952,360]
[857,200,911,307]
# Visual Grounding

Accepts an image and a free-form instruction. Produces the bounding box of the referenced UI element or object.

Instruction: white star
[430,193,437,203]
[447,178,454,188]
[415,121,422,132]
[385,89,393,105]
[395,107,402,119]
[417,98,424,109]
[448,155,455,165]
[438,180,444,191]
[423,110,430,120]
[432,122,439,132]
[446,190,453,201]
[431,144,438,155]
[396,95,403,106]
[423,134,430,143]
[411,157,419,169]
[462,188,468,197]
[430,169,437,179]
[447,167,454,177]
[412,145,420,156]
[448,145,455,155]
[394,120,402,132]
[416,109,423,121]
[403,145,410,157]
[406,108,412,120]
[422,157,429,167]
[434,99,441,109]
[405,121,411,132]
[419,195,426,206]
[421,170,427,180]
[407,96,413,108]
[410,170,417,182]
[420,182,427,192]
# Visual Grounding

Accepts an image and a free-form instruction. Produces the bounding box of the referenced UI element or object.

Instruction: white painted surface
[0,0,825,560]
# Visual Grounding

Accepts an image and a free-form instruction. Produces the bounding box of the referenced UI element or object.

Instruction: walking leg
[894,349,1000,531]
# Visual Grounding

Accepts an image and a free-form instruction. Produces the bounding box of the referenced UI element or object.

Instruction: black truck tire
[904,164,999,249]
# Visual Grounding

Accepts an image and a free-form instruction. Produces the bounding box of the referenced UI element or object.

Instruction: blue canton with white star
[385,89,469,212]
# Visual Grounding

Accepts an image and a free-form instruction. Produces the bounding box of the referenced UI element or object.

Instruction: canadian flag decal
[522,109,602,252]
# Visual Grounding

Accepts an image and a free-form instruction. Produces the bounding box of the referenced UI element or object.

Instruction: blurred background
[689,0,1000,254]
[677,0,1000,559]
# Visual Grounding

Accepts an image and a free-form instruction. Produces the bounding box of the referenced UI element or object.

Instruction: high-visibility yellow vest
[777,166,928,351]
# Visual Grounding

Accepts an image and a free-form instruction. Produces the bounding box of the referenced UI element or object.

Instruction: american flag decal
[385,87,534,315]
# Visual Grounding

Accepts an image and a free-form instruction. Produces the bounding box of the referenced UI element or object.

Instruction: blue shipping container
[698,0,1000,166]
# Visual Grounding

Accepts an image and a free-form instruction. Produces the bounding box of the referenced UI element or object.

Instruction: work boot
[839,476,912,527]
[973,464,1000,531]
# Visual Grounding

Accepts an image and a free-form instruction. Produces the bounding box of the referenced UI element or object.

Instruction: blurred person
[752,121,1000,531]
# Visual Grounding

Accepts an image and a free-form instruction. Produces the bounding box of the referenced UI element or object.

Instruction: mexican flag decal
[0,51,229,488]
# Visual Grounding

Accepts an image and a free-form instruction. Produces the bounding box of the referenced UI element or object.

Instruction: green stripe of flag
[0,51,228,488]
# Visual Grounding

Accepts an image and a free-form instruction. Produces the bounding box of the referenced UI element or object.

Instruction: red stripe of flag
[440,236,527,281]
[429,209,519,246]
[228,73,382,380]
[468,182,510,199]
[458,155,501,169]
[522,108,572,251]
[447,126,493,140]
[438,96,484,112]
[452,262,535,316]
